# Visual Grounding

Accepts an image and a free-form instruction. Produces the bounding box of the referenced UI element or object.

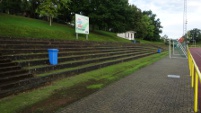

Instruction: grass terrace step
[37,52,155,77]
[0,43,136,49]
[3,52,49,60]
[0,39,123,48]
[1,47,133,55]
[0,43,154,49]
[0,66,21,72]
[149,44,168,50]
[0,74,32,89]
[0,74,53,98]
[0,44,158,55]
[0,43,121,49]
[0,38,80,45]
[2,47,157,61]
[0,38,52,45]
[0,62,18,67]
[0,72,32,84]
[0,37,164,50]
[0,44,84,49]
[0,77,36,98]
[32,51,155,75]
[0,38,91,44]
[0,40,156,49]
[16,49,153,67]
[0,58,11,63]
[0,49,48,55]
[3,49,129,60]
[0,69,28,76]
[0,37,130,46]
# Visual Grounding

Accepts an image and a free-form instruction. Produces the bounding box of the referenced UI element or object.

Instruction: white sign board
[75,14,89,34]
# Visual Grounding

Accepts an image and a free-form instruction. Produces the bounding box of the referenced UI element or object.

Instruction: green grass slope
[0,13,130,42]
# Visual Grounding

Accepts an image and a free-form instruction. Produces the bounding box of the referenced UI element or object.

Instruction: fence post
[194,72,198,112]
[191,63,194,88]
[169,40,171,58]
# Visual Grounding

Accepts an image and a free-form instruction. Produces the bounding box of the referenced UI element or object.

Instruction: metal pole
[76,33,78,39]
[86,34,88,40]
[169,39,171,58]
[194,72,198,112]
[191,62,194,88]
[173,41,175,55]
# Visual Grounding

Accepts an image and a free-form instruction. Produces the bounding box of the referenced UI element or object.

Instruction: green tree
[144,14,155,39]
[161,34,169,45]
[125,5,143,35]
[0,0,21,14]
[124,5,150,39]
[189,28,201,42]
[27,0,41,18]
[20,0,32,16]
[69,0,129,32]
[104,0,129,32]
[36,0,70,26]
[143,10,163,41]
[153,18,163,40]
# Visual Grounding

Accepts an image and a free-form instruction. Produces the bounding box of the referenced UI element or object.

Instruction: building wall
[117,31,135,40]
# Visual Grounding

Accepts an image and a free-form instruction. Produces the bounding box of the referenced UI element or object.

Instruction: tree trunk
[49,16,52,26]
[6,9,9,14]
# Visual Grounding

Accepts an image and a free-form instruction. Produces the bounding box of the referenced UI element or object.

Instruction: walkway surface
[57,56,194,113]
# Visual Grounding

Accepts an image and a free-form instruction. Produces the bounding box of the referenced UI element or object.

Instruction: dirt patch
[20,80,102,113]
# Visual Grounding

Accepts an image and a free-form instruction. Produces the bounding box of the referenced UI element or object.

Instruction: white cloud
[129,0,201,39]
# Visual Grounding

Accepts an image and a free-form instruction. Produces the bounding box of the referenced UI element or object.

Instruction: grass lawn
[0,13,131,42]
[0,13,164,44]
[0,52,168,113]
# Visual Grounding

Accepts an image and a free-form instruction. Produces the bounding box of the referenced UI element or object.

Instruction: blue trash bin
[157,49,161,53]
[48,49,59,65]
[131,40,136,44]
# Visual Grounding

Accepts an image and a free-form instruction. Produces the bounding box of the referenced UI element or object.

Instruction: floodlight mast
[183,0,187,37]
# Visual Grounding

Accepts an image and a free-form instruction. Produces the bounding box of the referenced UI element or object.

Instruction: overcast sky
[128,0,201,39]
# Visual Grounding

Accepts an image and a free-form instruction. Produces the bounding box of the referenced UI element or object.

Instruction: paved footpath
[57,57,194,113]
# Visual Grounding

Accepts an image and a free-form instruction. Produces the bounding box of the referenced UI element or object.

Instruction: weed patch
[20,80,101,113]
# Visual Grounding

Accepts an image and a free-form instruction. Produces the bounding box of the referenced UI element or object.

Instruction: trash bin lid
[48,49,59,52]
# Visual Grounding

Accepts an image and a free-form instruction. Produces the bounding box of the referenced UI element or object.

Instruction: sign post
[75,14,89,40]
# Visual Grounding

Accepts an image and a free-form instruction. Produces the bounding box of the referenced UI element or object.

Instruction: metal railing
[169,39,187,59]
[188,48,200,113]
[178,42,187,57]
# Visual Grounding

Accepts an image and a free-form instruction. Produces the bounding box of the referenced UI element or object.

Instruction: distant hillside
[0,13,130,43]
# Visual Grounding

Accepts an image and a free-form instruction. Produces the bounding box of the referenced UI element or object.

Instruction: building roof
[125,31,136,33]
